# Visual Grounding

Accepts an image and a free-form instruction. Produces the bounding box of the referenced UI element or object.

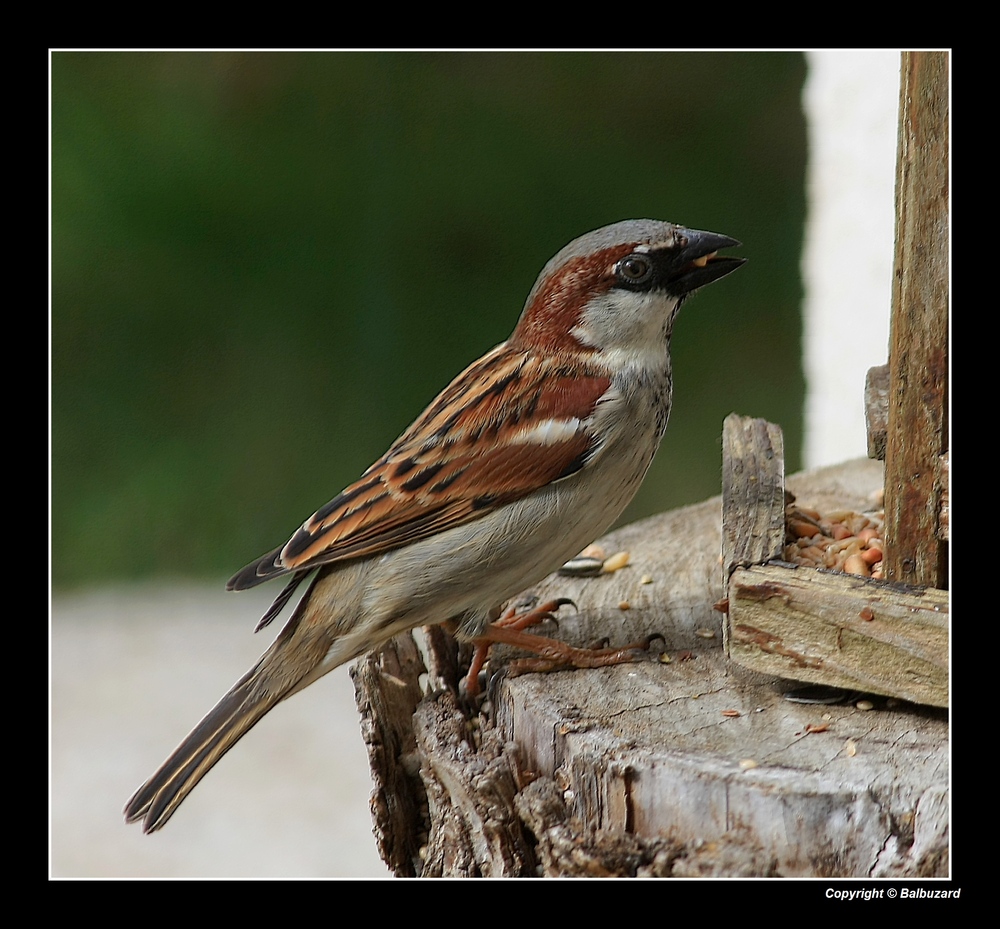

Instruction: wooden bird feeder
[725,51,949,706]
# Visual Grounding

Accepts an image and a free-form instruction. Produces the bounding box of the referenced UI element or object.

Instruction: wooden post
[883,51,949,588]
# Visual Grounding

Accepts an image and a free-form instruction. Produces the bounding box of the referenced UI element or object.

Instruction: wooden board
[728,563,948,707]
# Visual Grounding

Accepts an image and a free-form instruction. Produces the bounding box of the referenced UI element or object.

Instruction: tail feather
[124,672,283,833]
[126,566,353,832]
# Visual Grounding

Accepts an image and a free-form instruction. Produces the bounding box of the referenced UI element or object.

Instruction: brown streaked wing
[232,346,612,585]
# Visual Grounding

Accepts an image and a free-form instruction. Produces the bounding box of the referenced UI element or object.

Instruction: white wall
[801,51,899,467]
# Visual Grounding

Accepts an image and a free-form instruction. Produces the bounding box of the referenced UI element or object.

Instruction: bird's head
[509,219,745,365]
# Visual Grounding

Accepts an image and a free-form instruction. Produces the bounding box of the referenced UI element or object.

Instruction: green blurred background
[52,51,806,588]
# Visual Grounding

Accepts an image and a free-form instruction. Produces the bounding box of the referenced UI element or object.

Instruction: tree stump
[352,458,948,877]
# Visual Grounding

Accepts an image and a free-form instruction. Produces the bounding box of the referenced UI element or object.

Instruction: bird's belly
[358,414,662,639]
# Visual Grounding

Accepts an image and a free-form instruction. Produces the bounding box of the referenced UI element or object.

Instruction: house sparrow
[124,218,744,833]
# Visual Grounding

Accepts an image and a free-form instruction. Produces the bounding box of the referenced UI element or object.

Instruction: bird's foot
[464,598,660,697]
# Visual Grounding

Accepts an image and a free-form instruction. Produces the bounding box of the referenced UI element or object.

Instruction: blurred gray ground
[51,582,389,878]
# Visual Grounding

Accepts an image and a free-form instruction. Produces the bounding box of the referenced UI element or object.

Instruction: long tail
[123,664,286,833]
[124,575,342,833]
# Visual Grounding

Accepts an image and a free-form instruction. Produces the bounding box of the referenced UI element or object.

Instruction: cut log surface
[354,458,949,877]
[496,650,947,877]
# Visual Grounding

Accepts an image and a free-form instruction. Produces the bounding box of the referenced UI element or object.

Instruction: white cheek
[571,291,678,373]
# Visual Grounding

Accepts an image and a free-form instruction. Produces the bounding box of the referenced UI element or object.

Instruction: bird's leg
[464,598,660,697]
[463,598,568,696]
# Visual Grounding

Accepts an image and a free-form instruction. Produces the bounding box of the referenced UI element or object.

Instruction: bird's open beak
[669,228,745,296]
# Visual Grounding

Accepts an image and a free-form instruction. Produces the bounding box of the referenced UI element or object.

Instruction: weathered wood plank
[938,452,950,542]
[729,563,948,707]
[883,50,949,588]
[865,363,889,461]
[721,413,786,573]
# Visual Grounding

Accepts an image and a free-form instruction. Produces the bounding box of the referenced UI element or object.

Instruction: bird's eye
[615,254,653,285]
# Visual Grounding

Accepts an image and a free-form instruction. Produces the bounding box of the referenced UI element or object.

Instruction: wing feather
[227,346,612,592]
